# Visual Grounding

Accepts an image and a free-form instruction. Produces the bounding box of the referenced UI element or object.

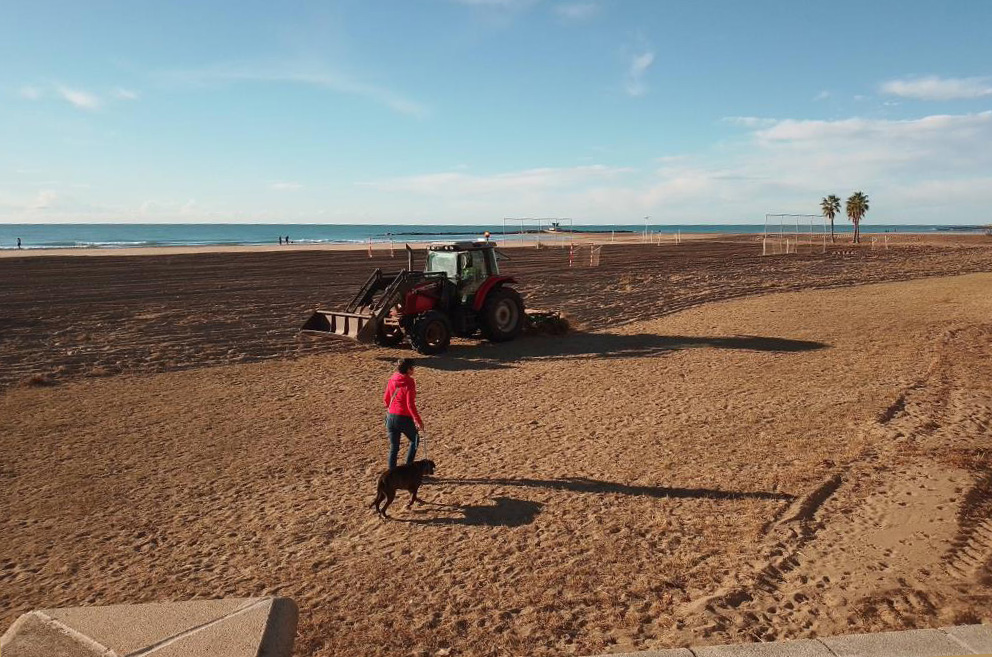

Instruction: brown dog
[370,460,436,518]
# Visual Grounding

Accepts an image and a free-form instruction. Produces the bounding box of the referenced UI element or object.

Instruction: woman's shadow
[394,476,792,527]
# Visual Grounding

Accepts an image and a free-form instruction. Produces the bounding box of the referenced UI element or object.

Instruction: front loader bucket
[301,309,377,344]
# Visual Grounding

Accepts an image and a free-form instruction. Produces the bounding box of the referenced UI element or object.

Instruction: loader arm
[301,271,444,343]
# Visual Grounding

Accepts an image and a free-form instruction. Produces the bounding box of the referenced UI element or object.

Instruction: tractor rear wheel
[409,311,452,355]
[481,286,524,342]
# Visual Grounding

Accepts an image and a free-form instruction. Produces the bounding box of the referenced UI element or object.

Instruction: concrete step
[0,596,297,657]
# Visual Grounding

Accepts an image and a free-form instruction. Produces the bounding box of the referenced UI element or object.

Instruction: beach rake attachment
[524,309,569,335]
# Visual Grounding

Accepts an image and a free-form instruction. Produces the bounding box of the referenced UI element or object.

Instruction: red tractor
[302,241,541,354]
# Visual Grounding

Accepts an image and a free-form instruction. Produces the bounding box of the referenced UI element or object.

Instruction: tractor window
[425,251,458,279]
[486,249,501,275]
[459,252,485,282]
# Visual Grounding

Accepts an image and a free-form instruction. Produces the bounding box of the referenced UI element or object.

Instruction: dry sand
[1,237,991,656]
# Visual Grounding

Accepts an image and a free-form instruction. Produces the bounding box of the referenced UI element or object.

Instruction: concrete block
[0,612,106,657]
[694,638,835,657]
[1,596,297,657]
[148,598,298,657]
[43,597,262,655]
[821,628,973,657]
[943,624,992,654]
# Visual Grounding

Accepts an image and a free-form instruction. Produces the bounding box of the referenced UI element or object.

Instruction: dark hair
[396,358,415,374]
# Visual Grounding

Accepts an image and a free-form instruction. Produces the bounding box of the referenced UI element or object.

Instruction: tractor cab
[424,241,500,287]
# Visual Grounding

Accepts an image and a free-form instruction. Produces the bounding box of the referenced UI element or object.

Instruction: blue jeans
[386,413,419,470]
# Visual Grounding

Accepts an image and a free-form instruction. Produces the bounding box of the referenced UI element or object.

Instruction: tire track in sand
[675,324,992,644]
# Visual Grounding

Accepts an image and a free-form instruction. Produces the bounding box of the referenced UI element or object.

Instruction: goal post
[762,213,827,255]
[501,217,574,248]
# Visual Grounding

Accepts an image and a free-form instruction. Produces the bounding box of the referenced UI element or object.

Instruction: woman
[382,358,424,470]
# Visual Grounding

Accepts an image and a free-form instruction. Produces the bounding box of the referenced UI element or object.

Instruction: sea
[0,223,984,251]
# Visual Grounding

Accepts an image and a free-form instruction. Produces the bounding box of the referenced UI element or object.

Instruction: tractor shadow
[436,476,794,502]
[397,496,542,527]
[392,332,829,371]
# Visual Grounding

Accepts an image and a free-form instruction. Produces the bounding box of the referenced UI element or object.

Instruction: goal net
[501,217,574,248]
[763,214,827,255]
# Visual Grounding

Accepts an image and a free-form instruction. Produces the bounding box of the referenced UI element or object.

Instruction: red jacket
[383,372,422,426]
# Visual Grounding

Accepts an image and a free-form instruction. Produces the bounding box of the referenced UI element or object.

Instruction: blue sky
[2,0,991,224]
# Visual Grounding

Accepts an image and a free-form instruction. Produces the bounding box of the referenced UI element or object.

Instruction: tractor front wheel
[409,311,452,355]
[481,287,524,342]
[374,322,404,347]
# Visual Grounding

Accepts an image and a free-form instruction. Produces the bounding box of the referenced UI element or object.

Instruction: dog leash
[419,430,427,459]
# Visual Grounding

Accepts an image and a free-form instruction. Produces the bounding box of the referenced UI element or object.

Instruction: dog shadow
[398,496,542,527]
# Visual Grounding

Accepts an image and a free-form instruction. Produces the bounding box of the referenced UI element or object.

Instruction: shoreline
[0,230,977,258]
[0,231,726,258]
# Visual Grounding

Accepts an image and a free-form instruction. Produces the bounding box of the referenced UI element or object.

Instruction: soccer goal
[762,214,828,255]
[589,245,602,266]
[501,217,574,248]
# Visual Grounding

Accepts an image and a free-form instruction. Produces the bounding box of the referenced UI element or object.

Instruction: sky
[2,0,991,225]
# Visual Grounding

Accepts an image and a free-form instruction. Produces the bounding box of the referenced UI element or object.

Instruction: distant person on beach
[17,238,22,249]
[286,235,291,244]
[279,236,283,245]
[383,358,423,470]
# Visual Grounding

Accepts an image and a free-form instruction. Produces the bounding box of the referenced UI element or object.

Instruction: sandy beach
[2,235,991,656]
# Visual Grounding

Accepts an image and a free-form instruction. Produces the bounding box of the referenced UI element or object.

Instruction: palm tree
[846,191,870,243]
[821,195,841,242]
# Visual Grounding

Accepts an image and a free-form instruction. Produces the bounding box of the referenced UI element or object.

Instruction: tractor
[301,240,557,354]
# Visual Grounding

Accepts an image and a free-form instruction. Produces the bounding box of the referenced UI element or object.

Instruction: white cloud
[29,190,58,209]
[814,90,831,101]
[751,111,992,144]
[555,2,599,21]
[56,85,101,110]
[15,83,137,108]
[137,198,207,219]
[624,50,654,97]
[349,111,992,224]
[881,75,992,101]
[270,182,303,191]
[8,107,992,224]
[723,116,777,128]
[162,63,429,118]
[361,165,632,196]
[0,188,106,217]
[449,0,536,7]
